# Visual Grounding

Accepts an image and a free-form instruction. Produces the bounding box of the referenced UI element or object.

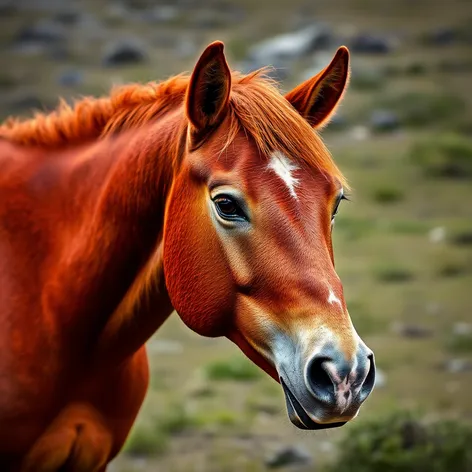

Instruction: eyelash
[332,194,349,221]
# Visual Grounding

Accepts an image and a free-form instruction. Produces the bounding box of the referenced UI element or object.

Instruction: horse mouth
[280,378,346,431]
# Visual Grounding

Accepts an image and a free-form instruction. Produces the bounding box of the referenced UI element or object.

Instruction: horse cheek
[163,185,234,337]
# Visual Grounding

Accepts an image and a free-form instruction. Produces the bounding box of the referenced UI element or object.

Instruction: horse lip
[280,377,346,431]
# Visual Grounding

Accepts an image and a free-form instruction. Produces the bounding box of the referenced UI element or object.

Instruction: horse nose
[304,348,375,410]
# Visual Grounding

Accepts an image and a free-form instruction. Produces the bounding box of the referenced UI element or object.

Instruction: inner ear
[186,41,231,146]
[285,46,350,128]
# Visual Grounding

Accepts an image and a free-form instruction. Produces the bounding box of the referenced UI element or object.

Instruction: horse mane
[0,71,347,187]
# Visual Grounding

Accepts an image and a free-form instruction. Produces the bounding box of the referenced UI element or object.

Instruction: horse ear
[186,41,231,147]
[285,46,350,128]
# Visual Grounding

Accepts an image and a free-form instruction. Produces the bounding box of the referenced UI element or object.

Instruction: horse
[0,41,375,471]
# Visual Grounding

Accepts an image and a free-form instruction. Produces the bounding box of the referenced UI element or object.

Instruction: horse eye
[332,194,347,221]
[213,195,247,222]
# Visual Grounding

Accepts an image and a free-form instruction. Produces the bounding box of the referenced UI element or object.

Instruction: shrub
[159,403,199,434]
[372,186,404,204]
[446,333,472,354]
[437,262,468,278]
[451,229,472,246]
[410,134,472,179]
[204,356,262,381]
[330,410,472,472]
[374,265,415,283]
[123,424,168,457]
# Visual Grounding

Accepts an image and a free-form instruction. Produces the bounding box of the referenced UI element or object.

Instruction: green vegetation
[372,186,404,204]
[158,403,200,434]
[445,333,472,354]
[373,264,415,283]
[410,133,472,178]
[123,424,168,457]
[330,410,472,472]
[203,356,262,381]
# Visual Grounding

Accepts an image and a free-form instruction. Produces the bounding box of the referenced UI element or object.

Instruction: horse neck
[53,110,184,365]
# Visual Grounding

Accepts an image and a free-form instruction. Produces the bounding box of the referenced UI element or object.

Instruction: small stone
[15,20,66,46]
[374,368,387,388]
[265,445,312,469]
[102,38,148,66]
[57,70,84,87]
[370,110,401,132]
[349,126,370,141]
[452,323,472,336]
[247,24,332,68]
[444,358,472,373]
[429,226,446,243]
[350,33,394,54]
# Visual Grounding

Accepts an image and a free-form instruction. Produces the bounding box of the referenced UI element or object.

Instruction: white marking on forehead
[328,287,342,307]
[268,151,300,199]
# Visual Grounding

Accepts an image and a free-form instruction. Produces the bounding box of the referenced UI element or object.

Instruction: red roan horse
[0,42,375,471]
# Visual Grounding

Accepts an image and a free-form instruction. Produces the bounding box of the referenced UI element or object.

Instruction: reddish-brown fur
[0,42,360,470]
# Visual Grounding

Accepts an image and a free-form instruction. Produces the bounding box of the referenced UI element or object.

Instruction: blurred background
[1,0,472,470]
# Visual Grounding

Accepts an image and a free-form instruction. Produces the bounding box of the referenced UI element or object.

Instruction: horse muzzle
[275,337,376,430]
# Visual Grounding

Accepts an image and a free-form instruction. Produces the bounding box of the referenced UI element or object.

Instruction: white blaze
[268,151,300,199]
[328,287,342,307]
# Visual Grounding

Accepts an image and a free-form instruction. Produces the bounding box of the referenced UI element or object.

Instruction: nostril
[359,354,376,402]
[306,356,335,401]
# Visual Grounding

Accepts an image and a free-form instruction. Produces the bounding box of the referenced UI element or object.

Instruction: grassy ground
[1,0,471,470]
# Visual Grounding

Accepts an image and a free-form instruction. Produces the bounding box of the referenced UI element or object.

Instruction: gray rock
[102,38,148,67]
[265,445,312,469]
[57,69,84,87]
[452,323,472,336]
[370,110,401,132]
[247,24,332,68]
[429,226,446,243]
[444,358,472,373]
[15,20,66,46]
[374,368,387,388]
[349,33,394,54]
